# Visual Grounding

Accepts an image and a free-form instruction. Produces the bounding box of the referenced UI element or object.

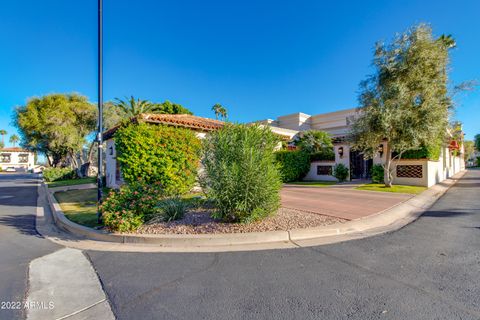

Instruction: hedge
[275,150,311,182]
[114,123,202,195]
[402,144,441,161]
[310,149,335,161]
[43,167,77,182]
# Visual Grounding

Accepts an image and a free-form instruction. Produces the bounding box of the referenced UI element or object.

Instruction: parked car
[5,167,16,172]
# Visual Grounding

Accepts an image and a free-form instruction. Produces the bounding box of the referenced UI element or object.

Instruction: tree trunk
[384,143,393,188]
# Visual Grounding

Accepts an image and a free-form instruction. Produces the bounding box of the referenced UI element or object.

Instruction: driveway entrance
[281,184,413,220]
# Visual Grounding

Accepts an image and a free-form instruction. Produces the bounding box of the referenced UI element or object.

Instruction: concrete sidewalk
[26,248,115,320]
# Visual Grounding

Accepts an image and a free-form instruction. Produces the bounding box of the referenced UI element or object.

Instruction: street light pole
[97,0,104,223]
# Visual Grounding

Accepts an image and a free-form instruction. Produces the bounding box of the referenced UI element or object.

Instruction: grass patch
[54,189,100,228]
[355,183,427,194]
[286,181,337,187]
[47,177,96,188]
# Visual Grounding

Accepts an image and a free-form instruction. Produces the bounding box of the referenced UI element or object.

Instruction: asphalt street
[87,169,480,320]
[0,174,60,320]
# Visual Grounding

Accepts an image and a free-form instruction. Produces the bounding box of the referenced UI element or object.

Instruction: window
[19,154,29,163]
[396,165,423,178]
[317,165,333,175]
[0,153,11,163]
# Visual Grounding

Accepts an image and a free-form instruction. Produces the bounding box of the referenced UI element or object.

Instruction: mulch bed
[137,207,346,235]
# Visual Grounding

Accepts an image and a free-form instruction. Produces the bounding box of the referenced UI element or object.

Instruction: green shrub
[43,167,77,182]
[295,130,333,154]
[371,164,384,183]
[310,149,335,161]
[402,144,441,160]
[201,123,282,223]
[477,156,480,167]
[100,181,164,232]
[157,196,188,222]
[114,123,202,195]
[274,150,310,182]
[333,163,349,182]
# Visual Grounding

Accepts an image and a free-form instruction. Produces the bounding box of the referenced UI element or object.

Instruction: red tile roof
[103,113,224,140]
[0,147,31,153]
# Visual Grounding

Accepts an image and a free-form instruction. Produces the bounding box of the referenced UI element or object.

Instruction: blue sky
[0,0,479,145]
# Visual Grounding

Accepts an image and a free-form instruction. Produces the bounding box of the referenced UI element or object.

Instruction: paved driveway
[281,184,413,220]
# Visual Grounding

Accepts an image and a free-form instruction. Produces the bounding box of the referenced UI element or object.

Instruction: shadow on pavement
[0,214,44,238]
[422,210,473,218]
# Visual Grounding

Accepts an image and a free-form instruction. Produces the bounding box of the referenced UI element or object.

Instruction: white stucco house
[0,147,35,172]
[256,108,465,187]
[102,114,225,189]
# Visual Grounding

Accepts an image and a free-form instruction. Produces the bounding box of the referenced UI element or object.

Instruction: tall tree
[113,96,156,117]
[9,134,19,147]
[463,140,474,162]
[0,129,7,146]
[13,93,96,167]
[474,134,480,152]
[295,130,333,154]
[211,103,227,120]
[350,24,454,187]
[154,100,193,115]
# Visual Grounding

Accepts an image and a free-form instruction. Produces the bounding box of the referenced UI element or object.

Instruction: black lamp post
[97,0,104,223]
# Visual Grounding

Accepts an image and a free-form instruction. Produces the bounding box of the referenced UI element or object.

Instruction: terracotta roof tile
[103,113,224,140]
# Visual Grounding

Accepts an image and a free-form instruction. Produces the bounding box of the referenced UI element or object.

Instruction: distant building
[255,108,465,187]
[0,147,35,171]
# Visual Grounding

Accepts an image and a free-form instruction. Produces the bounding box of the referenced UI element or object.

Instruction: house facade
[0,147,35,171]
[103,114,224,189]
[256,108,465,187]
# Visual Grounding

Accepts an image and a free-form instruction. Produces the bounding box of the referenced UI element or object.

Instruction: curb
[41,171,466,249]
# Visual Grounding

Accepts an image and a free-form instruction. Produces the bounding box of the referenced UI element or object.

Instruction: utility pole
[97,0,104,223]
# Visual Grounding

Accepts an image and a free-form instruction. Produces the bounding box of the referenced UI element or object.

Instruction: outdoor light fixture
[338,146,344,158]
[109,146,113,156]
[378,144,384,157]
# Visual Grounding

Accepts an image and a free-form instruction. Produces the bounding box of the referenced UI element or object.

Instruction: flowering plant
[100,181,164,232]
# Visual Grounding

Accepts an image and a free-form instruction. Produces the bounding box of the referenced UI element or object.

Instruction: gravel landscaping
[137,207,346,234]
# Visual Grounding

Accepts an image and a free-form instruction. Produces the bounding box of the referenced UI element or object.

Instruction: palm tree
[211,103,228,120]
[0,129,7,146]
[9,134,19,147]
[113,96,156,117]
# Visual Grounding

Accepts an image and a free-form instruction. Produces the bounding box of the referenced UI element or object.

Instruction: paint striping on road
[26,247,115,320]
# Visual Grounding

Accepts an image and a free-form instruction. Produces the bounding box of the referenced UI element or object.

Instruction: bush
[371,164,384,183]
[477,156,480,167]
[294,130,333,154]
[201,123,282,223]
[114,123,202,195]
[43,167,77,182]
[274,150,310,182]
[333,163,349,182]
[157,196,188,222]
[99,181,164,232]
[402,144,441,161]
[310,149,335,161]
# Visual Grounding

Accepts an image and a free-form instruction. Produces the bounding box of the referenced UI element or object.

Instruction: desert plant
[157,196,189,222]
[333,163,349,182]
[114,123,202,195]
[201,123,282,222]
[100,181,164,232]
[371,164,384,183]
[295,130,333,154]
[274,150,310,182]
[43,167,78,182]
